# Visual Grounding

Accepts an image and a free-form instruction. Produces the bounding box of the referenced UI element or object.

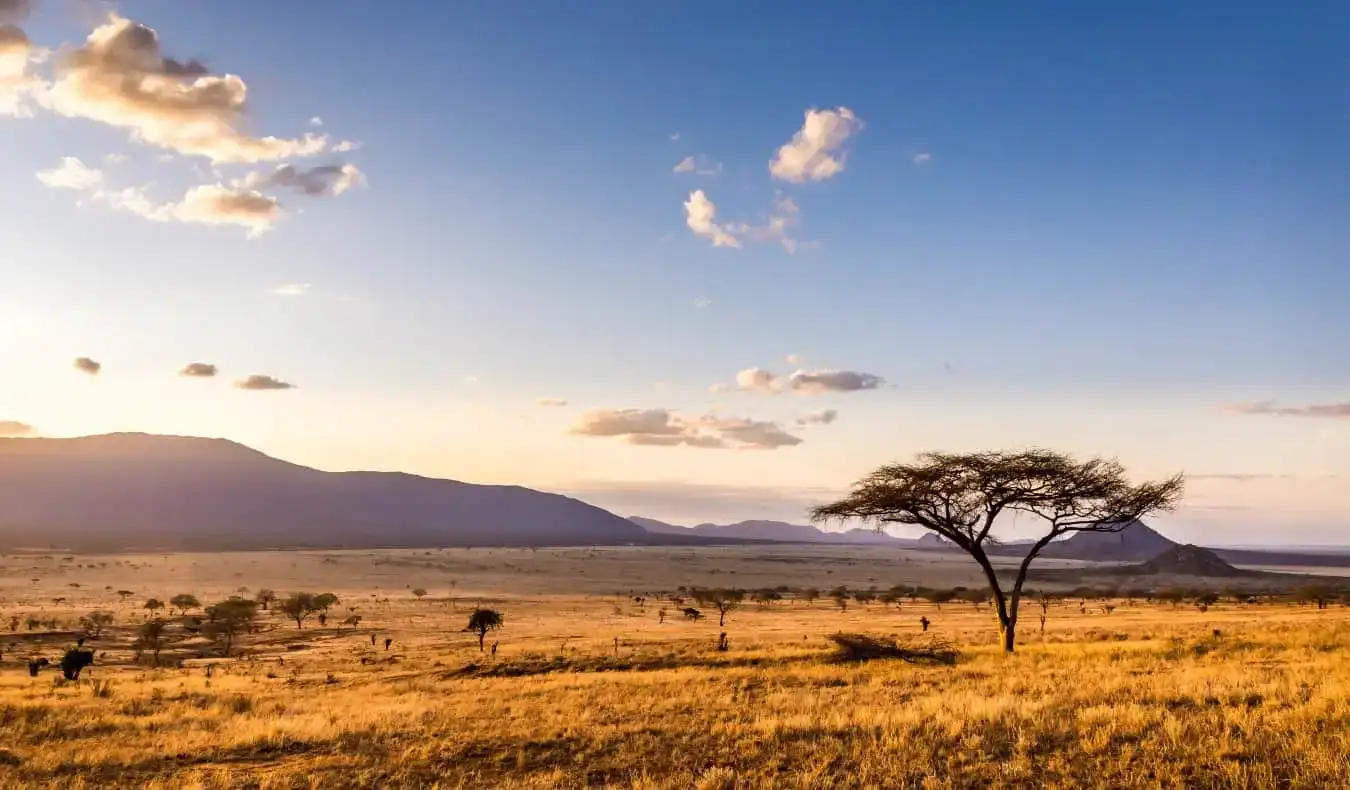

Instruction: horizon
[3,3,1346,547]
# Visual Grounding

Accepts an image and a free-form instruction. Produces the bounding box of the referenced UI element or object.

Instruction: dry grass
[0,548,1347,788]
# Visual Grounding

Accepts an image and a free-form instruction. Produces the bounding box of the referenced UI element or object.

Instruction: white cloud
[235,374,294,391]
[535,397,568,407]
[309,116,324,127]
[273,283,312,296]
[45,14,329,162]
[234,163,365,197]
[683,189,740,248]
[796,409,838,426]
[786,353,803,366]
[669,132,680,141]
[83,181,280,236]
[769,107,862,183]
[728,192,800,254]
[913,152,932,164]
[332,140,361,153]
[673,154,722,176]
[36,157,104,190]
[103,152,127,165]
[735,367,778,393]
[694,296,712,309]
[570,408,802,450]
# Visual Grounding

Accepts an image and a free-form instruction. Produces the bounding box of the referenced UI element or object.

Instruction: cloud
[178,362,218,378]
[788,369,884,394]
[769,107,862,183]
[0,420,34,436]
[694,296,712,309]
[235,374,294,391]
[785,353,803,366]
[309,116,323,127]
[331,140,361,153]
[74,356,101,374]
[0,1,33,19]
[673,155,722,176]
[718,366,884,395]
[913,152,932,164]
[796,409,838,426]
[1225,401,1350,419]
[46,14,329,163]
[669,132,680,141]
[683,190,740,248]
[107,183,279,236]
[728,193,800,254]
[0,22,43,116]
[36,157,104,190]
[234,163,365,197]
[272,283,312,296]
[735,367,778,393]
[570,408,802,450]
[535,397,568,407]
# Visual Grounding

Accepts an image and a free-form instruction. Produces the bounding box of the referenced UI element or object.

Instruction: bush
[827,632,959,665]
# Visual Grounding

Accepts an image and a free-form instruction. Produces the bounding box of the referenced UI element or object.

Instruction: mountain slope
[1132,544,1248,577]
[629,516,914,545]
[1033,520,1178,562]
[0,433,648,550]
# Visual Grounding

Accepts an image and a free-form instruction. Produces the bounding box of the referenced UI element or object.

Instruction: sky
[1,1,1347,544]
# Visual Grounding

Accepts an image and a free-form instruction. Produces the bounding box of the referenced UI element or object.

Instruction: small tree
[692,588,743,627]
[169,594,200,616]
[116,590,135,602]
[79,611,115,638]
[313,592,340,612]
[802,588,820,606]
[144,598,165,615]
[278,592,318,629]
[255,589,277,611]
[830,587,851,611]
[465,608,503,651]
[412,588,428,600]
[203,598,258,657]
[814,450,1183,652]
[136,619,169,666]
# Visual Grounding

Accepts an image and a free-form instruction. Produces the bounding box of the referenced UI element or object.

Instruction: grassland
[0,547,1347,788]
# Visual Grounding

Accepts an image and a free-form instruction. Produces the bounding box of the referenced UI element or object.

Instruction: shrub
[827,632,959,665]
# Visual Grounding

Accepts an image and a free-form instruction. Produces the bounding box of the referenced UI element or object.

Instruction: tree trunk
[478,630,485,651]
[719,609,726,627]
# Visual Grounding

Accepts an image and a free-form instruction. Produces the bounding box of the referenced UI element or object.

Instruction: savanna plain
[0,546,1347,789]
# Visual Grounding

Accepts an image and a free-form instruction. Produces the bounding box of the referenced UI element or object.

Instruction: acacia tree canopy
[812,449,1183,652]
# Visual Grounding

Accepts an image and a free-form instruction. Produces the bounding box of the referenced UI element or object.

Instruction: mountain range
[628,516,915,545]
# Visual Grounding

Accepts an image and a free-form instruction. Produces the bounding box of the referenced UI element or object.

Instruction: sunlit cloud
[683,189,740,248]
[569,407,802,450]
[716,366,884,395]
[0,19,44,117]
[178,362,218,378]
[769,107,862,183]
[0,419,35,436]
[273,283,312,296]
[727,193,800,254]
[233,163,365,197]
[796,409,838,426]
[535,397,569,407]
[74,356,101,375]
[235,374,294,391]
[45,14,329,162]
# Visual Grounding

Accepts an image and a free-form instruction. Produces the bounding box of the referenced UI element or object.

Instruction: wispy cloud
[36,156,103,190]
[796,409,838,426]
[178,362,218,378]
[683,189,740,248]
[769,107,863,183]
[273,283,313,296]
[727,193,800,254]
[913,152,932,164]
[694,296,712,309]
[1224,401,1350,419]
[46,14,329,163]
[569,408,803,450]
[74,356,101,375]
[235,374,295,391]
[0,419,35,436]
[673,154,722,176]
[535,397,568,407]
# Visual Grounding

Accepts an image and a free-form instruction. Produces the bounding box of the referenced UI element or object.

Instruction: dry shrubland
[0,548,1347,788]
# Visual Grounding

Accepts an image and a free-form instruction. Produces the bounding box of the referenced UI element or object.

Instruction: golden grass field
[0,547,1347,788]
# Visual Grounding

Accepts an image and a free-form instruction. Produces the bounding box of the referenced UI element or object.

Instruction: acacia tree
[255,589,277,611]
[136,619,169,666]
[204,598,259,657]
[169,594,200,616]
[465,608,503,651]
[813,450,1183,653]
[278,593,318,629]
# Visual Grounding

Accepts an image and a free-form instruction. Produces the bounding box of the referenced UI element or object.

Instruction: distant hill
[1132,544,1249,577]
[1035,520,1178,562]
[629,517,915,545]
[0,433,650,551]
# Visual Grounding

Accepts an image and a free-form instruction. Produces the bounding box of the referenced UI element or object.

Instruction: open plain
[0,547,1346,788]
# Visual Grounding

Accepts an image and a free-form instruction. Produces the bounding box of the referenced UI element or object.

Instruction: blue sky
[1,1,1346,543]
